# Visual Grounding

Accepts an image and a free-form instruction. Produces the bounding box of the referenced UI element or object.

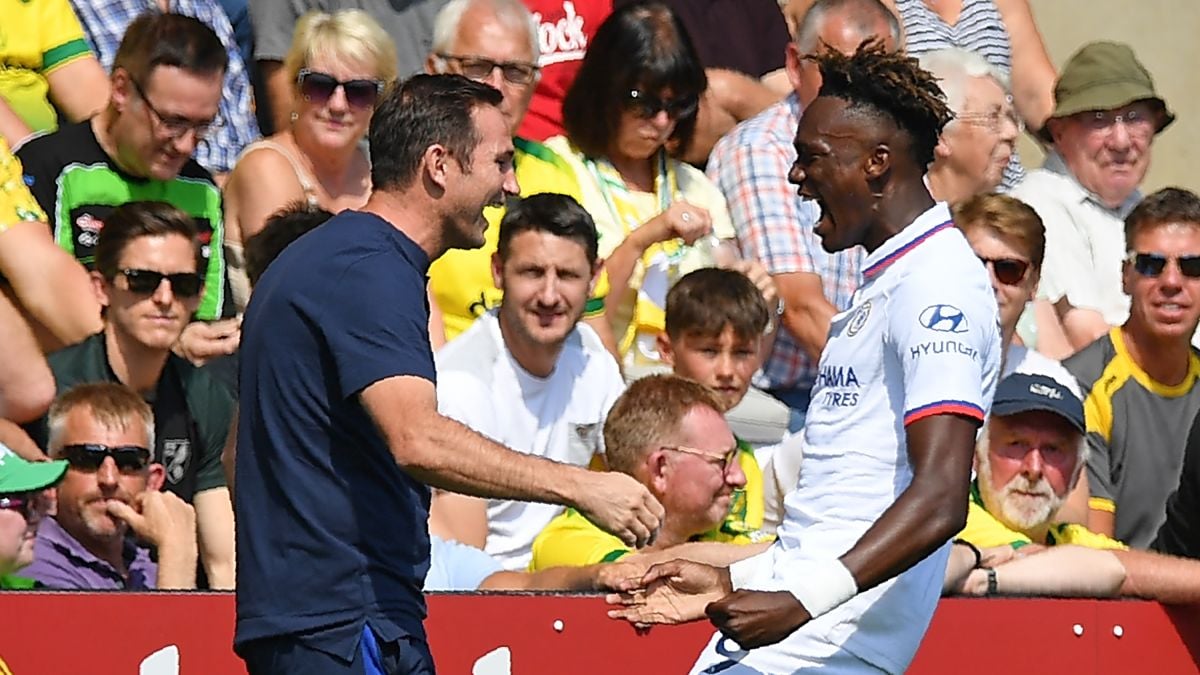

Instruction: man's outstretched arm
[362,375,664,548]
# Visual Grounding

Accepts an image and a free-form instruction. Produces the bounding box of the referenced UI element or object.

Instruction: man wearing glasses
[424,0,617,353]
[1012,41,1176,359]
[17,13,240,365]
[24,201,235,588]
[1064,187,1200,549]
[24,382,199,590]
[530,374,766,571]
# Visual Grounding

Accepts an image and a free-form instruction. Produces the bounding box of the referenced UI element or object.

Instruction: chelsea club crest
[847,300,871,337]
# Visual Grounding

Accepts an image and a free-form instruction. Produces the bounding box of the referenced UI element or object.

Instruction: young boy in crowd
[657,267,774,543]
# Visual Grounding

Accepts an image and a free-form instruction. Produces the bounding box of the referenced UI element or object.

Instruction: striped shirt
[707,93,864,392]
[895,0,1025,189]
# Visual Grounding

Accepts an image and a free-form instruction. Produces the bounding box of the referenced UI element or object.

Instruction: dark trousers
[241,625,435,675]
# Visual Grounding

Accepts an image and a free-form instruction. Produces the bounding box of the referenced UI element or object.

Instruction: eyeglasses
[1127,251,1200,278]
[660,444,740,475]
[115,268,203,298]
[0,492,40,521]
[435,54,540,85]
[130,78,222,141]
[297,69,385,109]
[977,256,1031,286]
[1080,106,1156,138]
[956,105,1024,134]
[624,89,699,120]
[59,444,152,473]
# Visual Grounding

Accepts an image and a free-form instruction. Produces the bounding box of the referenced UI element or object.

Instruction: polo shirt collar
[1042,150,1142,218]
[38,515,155,589]
[861,201,954,280]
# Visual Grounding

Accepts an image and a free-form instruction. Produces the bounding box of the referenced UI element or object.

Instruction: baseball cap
[0,444,68,494]
[1039,41,1174,142]
[990,373,1085,433]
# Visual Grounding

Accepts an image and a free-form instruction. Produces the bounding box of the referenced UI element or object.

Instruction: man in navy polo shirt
[234,74,664,675]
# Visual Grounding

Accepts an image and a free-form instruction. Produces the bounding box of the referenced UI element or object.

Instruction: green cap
[0,444,68,494]
[1041,41,1174,142]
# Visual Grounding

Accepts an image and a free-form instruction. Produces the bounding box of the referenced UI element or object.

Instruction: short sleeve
[886,272,997,426]
[324,254,436,398]
[38,0,92,74]
[425,537,504,591]
[0,140,45,230]
[194,375,235,493]
[249,0,303,62]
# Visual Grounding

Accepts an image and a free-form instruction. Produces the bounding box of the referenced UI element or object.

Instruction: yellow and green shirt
[0,0,93,134]
[529,439,772,570]
[428,136,607,342]
[957,481,1126,551]
[0,136,44,232]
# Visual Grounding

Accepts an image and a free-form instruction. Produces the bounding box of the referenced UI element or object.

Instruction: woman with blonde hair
[222,10,397,310]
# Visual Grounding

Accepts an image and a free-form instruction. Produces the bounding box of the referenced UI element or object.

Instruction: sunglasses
[1128,252,1200,278]
[60,444,152,473]
[660,444,740,476]
[297,69,384,109]
[624,90,699,120]
[117,268,203,298]
[0,492,40,521]
[436,53,540,85]
[977,256,1031,286]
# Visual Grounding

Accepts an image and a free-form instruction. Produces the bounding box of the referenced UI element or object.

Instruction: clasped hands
[603,559,811,649]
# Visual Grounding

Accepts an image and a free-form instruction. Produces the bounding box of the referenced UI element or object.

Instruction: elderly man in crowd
[0,444,68,589]
[921,48,1021,206]
[1012,42,1175,358]
[705,0,900,431]
[949,372,1200,604]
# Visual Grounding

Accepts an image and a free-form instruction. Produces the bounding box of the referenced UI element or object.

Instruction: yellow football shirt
[428,136,607,341]
[529,445,771,571]
[958,484,1127,551]
[0,0,93,133]
[0,137,46,232]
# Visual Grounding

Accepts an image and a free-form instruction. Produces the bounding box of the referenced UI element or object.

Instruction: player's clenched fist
[574,471,664,548]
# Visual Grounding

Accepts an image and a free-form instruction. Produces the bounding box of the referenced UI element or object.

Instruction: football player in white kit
[608,42,1002,674]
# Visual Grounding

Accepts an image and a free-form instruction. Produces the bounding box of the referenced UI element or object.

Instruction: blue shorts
[241,625,434,675]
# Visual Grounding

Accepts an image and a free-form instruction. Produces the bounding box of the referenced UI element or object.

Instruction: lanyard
[583,150,676,237]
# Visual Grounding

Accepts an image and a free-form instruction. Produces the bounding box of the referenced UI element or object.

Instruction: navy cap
[991,373,1085,433]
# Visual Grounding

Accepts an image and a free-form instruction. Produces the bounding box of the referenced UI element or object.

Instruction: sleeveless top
[895,0,1025,189]
[226,138,322,311]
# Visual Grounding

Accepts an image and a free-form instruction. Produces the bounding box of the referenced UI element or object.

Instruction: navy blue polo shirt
[234,210,436,660]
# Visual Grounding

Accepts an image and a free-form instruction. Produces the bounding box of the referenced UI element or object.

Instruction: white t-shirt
[694,203,1002,675]
[435,311,625,570]
[1003,342,1082,398]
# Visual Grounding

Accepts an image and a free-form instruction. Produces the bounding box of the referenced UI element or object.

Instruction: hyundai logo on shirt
[918,304,968,333]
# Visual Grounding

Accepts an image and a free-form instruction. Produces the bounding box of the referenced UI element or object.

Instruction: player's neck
[361,189,441,260]
[498,313,565,379]
[862,179,937,253]
[105,326,169,396]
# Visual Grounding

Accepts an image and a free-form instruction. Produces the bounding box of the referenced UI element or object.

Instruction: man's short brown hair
[46,383,155,455]
[603,374,725,475]
[1124,187,1200,248]
[664,268,769,341]
[953,193,1046,270]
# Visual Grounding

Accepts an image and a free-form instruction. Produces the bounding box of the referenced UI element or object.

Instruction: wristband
[984,567,999,596]
[787,559,858,619]
[954,539,983,569]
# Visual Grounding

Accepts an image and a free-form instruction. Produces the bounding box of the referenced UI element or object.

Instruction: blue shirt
[234,210,436,659]
[424,536,503,592]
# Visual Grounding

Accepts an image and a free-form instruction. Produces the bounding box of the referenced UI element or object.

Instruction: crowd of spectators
[1,0,1198,647]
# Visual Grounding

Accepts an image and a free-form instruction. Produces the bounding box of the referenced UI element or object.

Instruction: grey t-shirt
[1065,329,1200,548]
[250,0,449,78]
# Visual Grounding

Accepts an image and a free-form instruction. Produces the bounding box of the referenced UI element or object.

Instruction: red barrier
[0,593,1197,674]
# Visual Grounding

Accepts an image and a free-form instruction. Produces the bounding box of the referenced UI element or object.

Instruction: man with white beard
[947,372,1200,602]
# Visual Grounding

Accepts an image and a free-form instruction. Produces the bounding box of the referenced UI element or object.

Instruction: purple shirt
[24,516,156,590]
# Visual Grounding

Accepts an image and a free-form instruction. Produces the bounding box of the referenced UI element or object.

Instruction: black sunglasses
[60,444,152,473]
[1128,252,1200,278]
[624,89,699,120]
[0,492,40,520]
[297,69,384,109]
[977,256,1030,286]
[117,268,203,298]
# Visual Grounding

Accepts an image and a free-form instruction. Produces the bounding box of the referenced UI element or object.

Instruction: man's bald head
[785,0,904,107]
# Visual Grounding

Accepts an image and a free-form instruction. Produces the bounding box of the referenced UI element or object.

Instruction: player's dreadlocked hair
[812,39,953,168]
